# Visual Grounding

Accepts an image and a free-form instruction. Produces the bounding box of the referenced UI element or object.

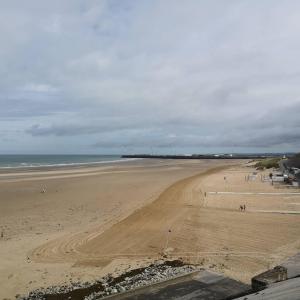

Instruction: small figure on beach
[239,204,246,212]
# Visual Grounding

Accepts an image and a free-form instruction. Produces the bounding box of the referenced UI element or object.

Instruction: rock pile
[19,260,200,300]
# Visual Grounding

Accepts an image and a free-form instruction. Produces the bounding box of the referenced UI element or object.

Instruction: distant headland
[121,153,291,160]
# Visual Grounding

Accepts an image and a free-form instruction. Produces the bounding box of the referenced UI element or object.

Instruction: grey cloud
[92,129,300,150]
[26,122,125,136]
[1,1,300,153]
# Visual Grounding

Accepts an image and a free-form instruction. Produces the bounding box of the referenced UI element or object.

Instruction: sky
[1,0,300,154]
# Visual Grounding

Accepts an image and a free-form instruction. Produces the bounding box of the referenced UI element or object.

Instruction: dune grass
[255,157,281,170]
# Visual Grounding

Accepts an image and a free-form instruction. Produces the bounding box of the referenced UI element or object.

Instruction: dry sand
[0,159,300,299]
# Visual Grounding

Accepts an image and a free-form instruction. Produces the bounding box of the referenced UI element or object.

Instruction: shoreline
[0,158,143,173]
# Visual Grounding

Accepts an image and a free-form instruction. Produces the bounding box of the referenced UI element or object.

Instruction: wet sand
[1,159,300,299]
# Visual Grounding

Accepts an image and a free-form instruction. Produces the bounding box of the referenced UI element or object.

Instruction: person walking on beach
[239,204,246,212]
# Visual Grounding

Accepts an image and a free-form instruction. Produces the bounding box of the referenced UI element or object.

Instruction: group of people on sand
[239,204,246,212]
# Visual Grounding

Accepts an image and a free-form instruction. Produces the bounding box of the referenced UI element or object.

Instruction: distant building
[282,156,300,186]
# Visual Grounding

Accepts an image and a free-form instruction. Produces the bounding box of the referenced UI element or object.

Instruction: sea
[0,155,132,169]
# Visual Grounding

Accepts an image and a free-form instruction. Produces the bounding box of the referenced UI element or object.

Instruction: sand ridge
[29,166,228,263]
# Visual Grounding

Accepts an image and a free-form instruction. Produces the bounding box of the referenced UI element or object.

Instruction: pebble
[20,260,201,300]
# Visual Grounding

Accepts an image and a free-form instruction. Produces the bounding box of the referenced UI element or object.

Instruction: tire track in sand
[30,166,225,263]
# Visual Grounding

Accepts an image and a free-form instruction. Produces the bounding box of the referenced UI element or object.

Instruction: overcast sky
[1,0,300,154]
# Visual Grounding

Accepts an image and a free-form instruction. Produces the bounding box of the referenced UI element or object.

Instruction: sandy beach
[1,159,300,299]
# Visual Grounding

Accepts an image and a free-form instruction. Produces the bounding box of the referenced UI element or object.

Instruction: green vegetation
[255,157,281,170]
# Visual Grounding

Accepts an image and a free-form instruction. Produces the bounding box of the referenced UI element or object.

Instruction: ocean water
[0,155,130,169]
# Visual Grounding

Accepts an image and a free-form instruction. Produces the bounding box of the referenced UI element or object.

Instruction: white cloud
[22,83,58,93]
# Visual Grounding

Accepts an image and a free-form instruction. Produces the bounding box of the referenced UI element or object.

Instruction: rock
[20,260,200,300]
[119,286,126,292]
